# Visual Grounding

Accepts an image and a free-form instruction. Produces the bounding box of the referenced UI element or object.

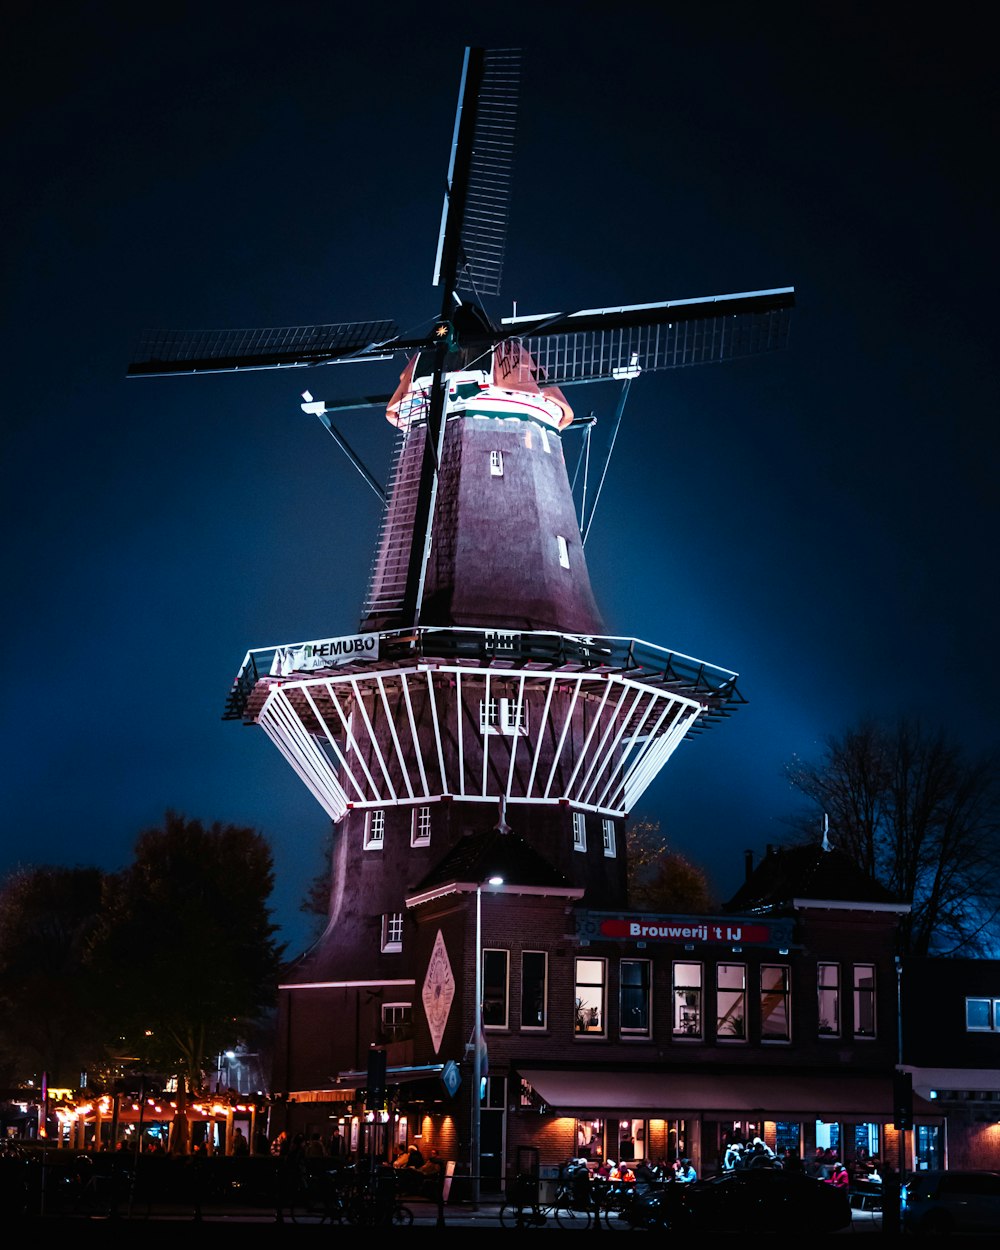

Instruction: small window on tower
[411,806,431,847]
[381,912,403,953]
[490,450,504,477]
[557,535,570,568]
[540,427,551,454]
[602,819,617,857]
[572,812,587,852]
[364,810,385,850]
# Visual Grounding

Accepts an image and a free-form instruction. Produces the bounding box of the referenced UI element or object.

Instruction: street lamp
[472,874,504,1207]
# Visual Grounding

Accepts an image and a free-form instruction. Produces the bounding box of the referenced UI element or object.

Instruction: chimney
[744,850,754,882]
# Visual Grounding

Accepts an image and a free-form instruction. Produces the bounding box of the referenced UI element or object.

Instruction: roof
[724,842,905,914]
[406,824,578,904]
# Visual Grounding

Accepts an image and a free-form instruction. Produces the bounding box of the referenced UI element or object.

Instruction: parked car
[901,1169,1000,1235]
[672,1168,853,1232]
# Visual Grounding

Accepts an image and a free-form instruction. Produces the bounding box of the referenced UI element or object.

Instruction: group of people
[722,1135,785,1170]
[565,1155,697,1190]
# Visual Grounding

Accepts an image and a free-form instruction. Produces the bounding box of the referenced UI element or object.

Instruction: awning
[518,1069,903,1120]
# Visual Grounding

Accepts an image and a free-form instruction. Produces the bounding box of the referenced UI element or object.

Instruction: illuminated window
[490,450,504,476]
[673,962,703,1038]
[853,963,876,1038]
[572,812,587,852]
[620,959,651,1037]
[575,957,607,1037]
[818,962,840,1037]
[602,819,617,857]
[411,806,431,847]
[761,965,791,1041]
[521,951,547,1029]
[364,810,385,850]
[483,949,509,1028]
[557,535,570,568]
[381,912,403,952]
[716,963,747,1041]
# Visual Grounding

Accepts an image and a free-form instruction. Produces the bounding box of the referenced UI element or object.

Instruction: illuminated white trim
[255,660,705,823]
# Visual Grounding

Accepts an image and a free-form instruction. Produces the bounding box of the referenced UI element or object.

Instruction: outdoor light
[472,874,504,1207]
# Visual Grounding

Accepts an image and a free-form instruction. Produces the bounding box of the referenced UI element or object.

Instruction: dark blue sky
[4,2,997,954]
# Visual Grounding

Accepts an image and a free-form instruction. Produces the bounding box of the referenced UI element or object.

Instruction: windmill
[129,47,793,639]
[126,47,794,1030]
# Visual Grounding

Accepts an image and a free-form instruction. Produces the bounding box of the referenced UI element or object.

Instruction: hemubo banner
[269,632,379,676]
[576,909,793,950]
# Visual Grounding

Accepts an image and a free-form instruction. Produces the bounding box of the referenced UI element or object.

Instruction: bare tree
[785,716,1000,956]
[626,819,715,913]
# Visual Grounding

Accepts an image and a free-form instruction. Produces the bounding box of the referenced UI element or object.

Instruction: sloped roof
[724,842,905,914]
[407,825,577,901]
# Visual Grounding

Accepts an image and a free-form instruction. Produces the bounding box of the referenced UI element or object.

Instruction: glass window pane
[483,949,509,1027]
[521,951,547,1028]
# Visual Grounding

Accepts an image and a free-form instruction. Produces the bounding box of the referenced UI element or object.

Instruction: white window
[490,450,504,476]
[556,534,570,568]
[381,912,403,952]
[411,806,432,847]
[966,998,1000,1031]
[602,819,617,857]
[364,809,385,850]
[480,697,528,736]
[382,1002,412,1039]
[853,963,876,1038]
[572,812,587,852]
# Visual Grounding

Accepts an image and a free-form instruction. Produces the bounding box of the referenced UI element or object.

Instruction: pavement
[14,1199,893,1235]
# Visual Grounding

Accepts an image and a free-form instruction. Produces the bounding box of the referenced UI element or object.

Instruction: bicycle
[498,1174,593,1230]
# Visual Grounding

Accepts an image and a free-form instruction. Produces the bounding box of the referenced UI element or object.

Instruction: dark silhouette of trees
[784,716,1000,956]
[90,813,284,1098]
[626,819,715,912]
[0,865,107,1087]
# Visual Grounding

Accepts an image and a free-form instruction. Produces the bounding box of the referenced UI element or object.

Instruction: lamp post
[472,874,503,1207]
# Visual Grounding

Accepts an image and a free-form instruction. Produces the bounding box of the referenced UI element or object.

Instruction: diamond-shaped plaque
[422,929,456,1054]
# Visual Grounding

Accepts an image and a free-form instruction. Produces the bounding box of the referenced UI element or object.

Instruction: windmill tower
[129,48,793,1103]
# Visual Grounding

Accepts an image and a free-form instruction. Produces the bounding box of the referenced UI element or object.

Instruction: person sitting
[723,1141,743,1170]
[675,1158,697,1184]
[825,1162,850,1190]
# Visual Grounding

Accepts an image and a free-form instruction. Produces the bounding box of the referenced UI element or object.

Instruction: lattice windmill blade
[499,287,795,386]
[432,47,520,304]
[127,319,402,377]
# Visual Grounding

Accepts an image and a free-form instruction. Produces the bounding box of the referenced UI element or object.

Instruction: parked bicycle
[498,1172,593,1229]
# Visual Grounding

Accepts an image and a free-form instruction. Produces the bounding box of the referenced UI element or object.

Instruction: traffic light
[366,1047,387,1111]
[893,1068,913,1130]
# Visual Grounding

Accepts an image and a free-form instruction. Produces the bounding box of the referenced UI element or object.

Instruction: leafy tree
[89,813,284,1118]
[784,715,1000,956]
[0,865,107,1088]
[626,819,715,912]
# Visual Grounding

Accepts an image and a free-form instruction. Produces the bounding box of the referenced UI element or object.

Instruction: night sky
[4,2,997,955]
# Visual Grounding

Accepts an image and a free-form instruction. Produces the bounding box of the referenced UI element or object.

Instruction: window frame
[556,534,570,568]
[620,958,652,1038]
[672,961,703,1039]
[411,805,431,847]
[575,956,607,1038]
[572,812,587,852]
[760,963,791,1042]
[520,950,548,1030]
[716,962,747,1042]
[381,911,403,952]
[602,819,617,858]
[818,961,841,1037]
[965,996,1000,1031]
[364,809,385,850]
[483,947,510,1030]
[853,962,877,1039]
[381,1001,412,1039]
[490,449,504,476]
